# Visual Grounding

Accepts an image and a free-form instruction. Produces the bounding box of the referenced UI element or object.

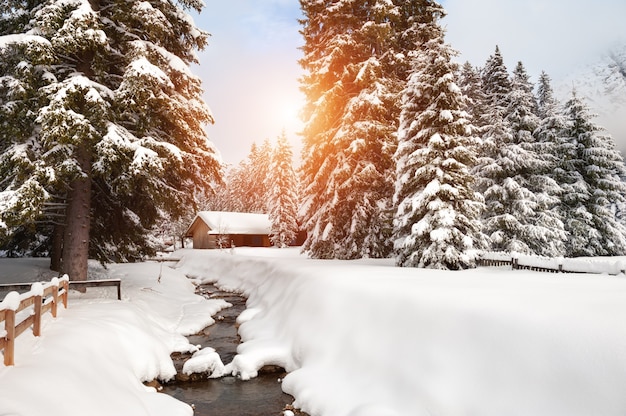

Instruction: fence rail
[477,252,626,276]
[68,279,122,300]
[0,276,69,366]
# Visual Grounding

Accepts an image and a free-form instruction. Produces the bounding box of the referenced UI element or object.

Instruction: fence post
[52,284,58,318]
[62,279,68,309]
[4,309,15,366]
[33,295,42,337]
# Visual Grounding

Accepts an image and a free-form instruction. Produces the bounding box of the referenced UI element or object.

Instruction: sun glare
[271,93,305,134]
[280,103,301,127]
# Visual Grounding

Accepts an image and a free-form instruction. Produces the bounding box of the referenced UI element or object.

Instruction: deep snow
[2,249,626,416]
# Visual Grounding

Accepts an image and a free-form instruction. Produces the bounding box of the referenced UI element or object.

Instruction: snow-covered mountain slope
[558,43,626,154]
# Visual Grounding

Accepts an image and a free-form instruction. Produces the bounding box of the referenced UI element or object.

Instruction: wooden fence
[68,279,122,300]
[0,276,69,366]
[477,252,626,276]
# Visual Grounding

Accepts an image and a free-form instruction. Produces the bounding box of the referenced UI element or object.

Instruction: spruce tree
[394,21,484,269]
[475,47,525,253]
[0,31,57,257]
[249,139,273,213]
[221,141,273,214]
[536,71,559,120]
[481,46,511,111]
[298,0,445,259]
[560,91,626,256]
[534,71,571,256]
[476,49,563,255]
[267,132,299,248]
[506,63,565,256]
[458,61,489,130]
[0,0,221,278]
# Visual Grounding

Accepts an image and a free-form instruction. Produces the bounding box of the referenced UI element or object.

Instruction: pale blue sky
[192,1,304,166]
[192,1,626,166]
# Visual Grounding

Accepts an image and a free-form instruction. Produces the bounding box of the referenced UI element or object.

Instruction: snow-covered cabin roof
[186,211,271,236]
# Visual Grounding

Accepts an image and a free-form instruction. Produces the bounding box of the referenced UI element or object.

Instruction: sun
[272,93,305,133]
[280,103,301,127]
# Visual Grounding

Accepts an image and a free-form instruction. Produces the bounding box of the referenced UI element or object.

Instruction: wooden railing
[68,279,122,300]
[0,276,69,366]
[477,252,626,276]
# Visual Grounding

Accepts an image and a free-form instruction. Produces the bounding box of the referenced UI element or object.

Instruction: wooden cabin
[185,211,271,249]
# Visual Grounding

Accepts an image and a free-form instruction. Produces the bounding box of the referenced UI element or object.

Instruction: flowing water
[161,284,307,416]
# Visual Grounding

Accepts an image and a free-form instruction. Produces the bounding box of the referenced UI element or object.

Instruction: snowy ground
[2,249,626,416]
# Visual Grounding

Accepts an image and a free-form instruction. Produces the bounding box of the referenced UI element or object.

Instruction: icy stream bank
[161,283,308,415]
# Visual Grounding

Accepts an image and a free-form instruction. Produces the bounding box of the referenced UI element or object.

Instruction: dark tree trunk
[60,34,98,282]
[61,145,92,282]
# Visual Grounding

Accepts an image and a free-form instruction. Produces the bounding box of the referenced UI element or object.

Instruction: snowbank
[177,248,626,416]
[0,260,229,416]
[3,249,626,416]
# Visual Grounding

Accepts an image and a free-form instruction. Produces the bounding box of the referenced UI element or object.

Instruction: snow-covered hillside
[558,43,626,153]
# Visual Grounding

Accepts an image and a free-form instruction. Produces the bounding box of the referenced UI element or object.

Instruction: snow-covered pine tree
[473,48,510,194]
[298,0,444,259]
[474,48,523,253]
[220,157,253,213]
[394,21,484,270]
[458,61,489,130]
[535,72,569,165]
[470,49,508,192]
[560,91,626,256]
[475,49,562,255]
[505,63,565,256]
[534,71,571,255]
[219,141,273,214]
[536,71,559,120]
[203,171,239,212]
[0,18,60,259]
[0,0,222,278]
[481,46,511,111]
[249,138,273,213]
[267,131,299,248]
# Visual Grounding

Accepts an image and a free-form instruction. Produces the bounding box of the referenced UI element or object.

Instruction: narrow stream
[161,284,307,416]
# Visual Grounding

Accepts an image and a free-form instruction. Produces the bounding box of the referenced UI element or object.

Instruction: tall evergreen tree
[506,62,565,256]
[298,0,445,259]
[248,139,273,213]
[0,29,57,257]
[394,21,484,269]
[475,49,563,254]
[536,71,559,120]
[458,61,488,130]
[474,47,511,201]
[534,71,571,256]
[475,47,525,252]
[267,131,299,248]
[0,0,222,278]
[219,141,273,214]
[560,91,626,256]
[481,46,511,111]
